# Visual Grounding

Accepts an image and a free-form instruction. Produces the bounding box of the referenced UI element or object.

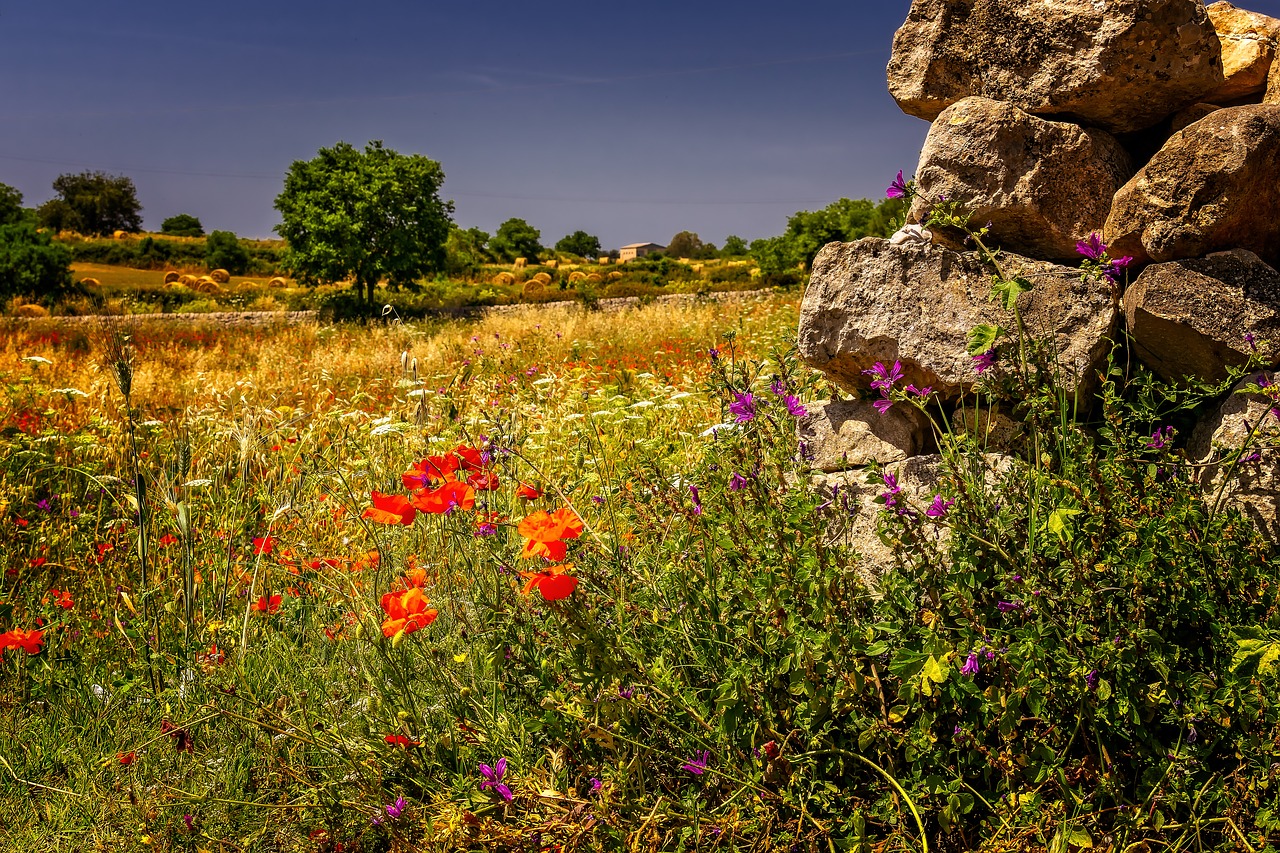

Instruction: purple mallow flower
[926,495,954,518]
[1245,331,1258,352]
[886,170,908,199]
[729,392,757,423]
[960,651,980,677]
[997,600,1022,613]
[689,484,703,516]
[1145,426,1174,450]
[385,795,406,819]
[972,349,997,375]
[863,360,904,393]
[729,472,749,492]
[480,758,514,802]
[1086,669,1099,691]
[1076,232,1106,261]
[1103,255,1133,284]
[682,750,711,776]
[783,395,807,418]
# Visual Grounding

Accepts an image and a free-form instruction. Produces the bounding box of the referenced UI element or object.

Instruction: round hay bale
[13,303,49,318]
[586,273,602,284]
[209,268,231,283]
[163,270,181,284]
[513,257,528,270]
[113,230,127,240]
[545,260,558,269]
[178,274,197,286]
[532,272,552,285]
[79,277,101,287]
[607,271,623,281]
[568,271,587,283]
[522,279,546,298]
[268,276,287,288]
[493,272,516,286]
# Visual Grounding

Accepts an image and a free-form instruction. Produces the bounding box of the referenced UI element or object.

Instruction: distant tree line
[748,197,906,274]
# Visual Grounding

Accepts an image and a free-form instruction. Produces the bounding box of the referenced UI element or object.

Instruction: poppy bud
[392,627,406,649]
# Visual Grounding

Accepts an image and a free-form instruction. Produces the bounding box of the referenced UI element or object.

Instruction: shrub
[204,230,250,275]
[0,221,73,303]
[160,213,204,237]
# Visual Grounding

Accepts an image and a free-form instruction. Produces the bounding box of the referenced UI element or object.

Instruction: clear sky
[3,1,1275,250]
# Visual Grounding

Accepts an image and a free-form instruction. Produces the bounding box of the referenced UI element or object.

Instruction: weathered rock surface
[950,405,1024,451]
[1268,48,1280,102]
[813,453,1016,583]
[887,0,1224,133]
[909,97,1131,260]
[798,238,1119,400]
[1189,372,1280,545]
[1104,105,1280,267]
[798,399,929,472]
[1124,250,1280,382]
[1170,102,1222,132]
[1205,2,1280,102]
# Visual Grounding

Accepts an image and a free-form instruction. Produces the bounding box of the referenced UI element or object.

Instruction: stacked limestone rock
[797,0,1280,570]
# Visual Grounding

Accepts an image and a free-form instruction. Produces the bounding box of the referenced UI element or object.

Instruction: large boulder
[1269,48,1280,102]
[798,399,930,472]
[1189,372,1280,546]
[797,238,1119,400]
[1104,105,1280,267]
[886,0,1224,134]
[909,97,1132,260]
[1205,2,1280,102]
[1124,250,1280,382]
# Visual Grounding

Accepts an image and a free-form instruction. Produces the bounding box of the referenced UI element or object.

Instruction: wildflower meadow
[2,194,1280,853]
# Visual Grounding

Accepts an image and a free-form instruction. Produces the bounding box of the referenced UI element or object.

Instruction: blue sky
[2,1,1274,249]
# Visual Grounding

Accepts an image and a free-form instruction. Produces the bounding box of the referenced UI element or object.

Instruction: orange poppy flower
[46,589,74,610]
[521,538,567,562]
[0,628,44,655]
[517,510,566,543]
[157,534,179,548]
[362,491,416,526]
[550,507,584,539]
[516,482,542,500]
[252,536,276,556]
[251,594,282,614]
[379,587,439,637]
[117,751,136,766]
[411,481,476,514]
[402,568,429,588]
[521,563,579,601]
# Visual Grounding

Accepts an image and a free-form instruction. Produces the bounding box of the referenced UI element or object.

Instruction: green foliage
[0,220,73,301]
[160,213,204,237]
[0,182,24,226]
[60,234,285,274]
[204,230,250,275]
[36,171,143,236]
[274,140,454,302]
[489,217,543,263]
[720,234,748,257]
[554,230,601,259]
[444,226,492,277]
[665,230,718,260]
[750,196,905,274]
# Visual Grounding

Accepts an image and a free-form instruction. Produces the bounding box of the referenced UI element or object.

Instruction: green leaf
[1230,628,1280,678]
[991,276,1033,311]
[1046,507,1082,541]
[922,655,948,685]
[966,323,1004,355]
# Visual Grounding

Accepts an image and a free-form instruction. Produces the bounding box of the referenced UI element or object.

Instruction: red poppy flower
[520,538,567,561]
[379,587,439,637]
[0,628,44,655]
[521,563,579,601]
[467,470,500,491]
[157,533,179,548]
[160,720,194,754]
[252,536,276,556]
[47,589,74,610]
[118,751,136,766]
[384,734,421,748]
[453,444,484,472]
[402,454,460,490]
[362,491,416,526]
[516,482,542,500]
[411,480,476,514]
[251,594,282,614]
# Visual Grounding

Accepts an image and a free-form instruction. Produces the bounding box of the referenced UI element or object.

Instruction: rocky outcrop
[1269,49,1280,102]
[1205,2,1280,102]
[1170,102,1222,132]
[1189,372,1280,545]
[1123,250,1280,382]
[1104,105,1280,267]
[909,97,1131,260]
[886,0,1224,134]
[950,405,1023,452]
[797,238,1119,401]
[797,399,930,472]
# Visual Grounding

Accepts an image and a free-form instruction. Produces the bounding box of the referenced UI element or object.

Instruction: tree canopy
[720,235,748,257]
[0,221,72,302]
[665,231,718,260]
[161,213,204,237]
[36,171,143,236]
[490,218,543,263]
[750,197,905,274]
[206,230,250,275]
[274,140,454,302]
[553,230,601,259]
[0,183,24,226]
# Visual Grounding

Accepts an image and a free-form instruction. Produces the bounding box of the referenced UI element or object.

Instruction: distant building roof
[620,242,665,250]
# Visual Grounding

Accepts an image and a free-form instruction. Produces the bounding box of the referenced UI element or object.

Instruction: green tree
[161,213,204,237]
[553,230,601,259]
[0,183,24,226]
[274,140,454,303]
[444,226,492,278]
[665,231,717,260]
[750,197,905,274]
[720,235,747,257]
[490,218,542,263]
[0,221,73,301]
[36,171,143,236]
[205,230,250,275]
